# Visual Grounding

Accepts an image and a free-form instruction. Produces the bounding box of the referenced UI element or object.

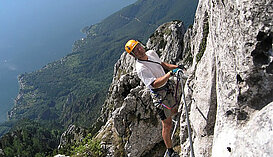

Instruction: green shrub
[71,134,105,157]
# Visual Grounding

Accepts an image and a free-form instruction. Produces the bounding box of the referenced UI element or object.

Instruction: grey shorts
[150,80,180,120]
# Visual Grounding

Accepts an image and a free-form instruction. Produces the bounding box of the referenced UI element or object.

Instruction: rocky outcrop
[147,20,186,64]
[58,125,88,150]
[0,149,4,156]
[179,0,273,156]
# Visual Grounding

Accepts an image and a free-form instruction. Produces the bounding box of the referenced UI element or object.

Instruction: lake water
[0,0,136,122]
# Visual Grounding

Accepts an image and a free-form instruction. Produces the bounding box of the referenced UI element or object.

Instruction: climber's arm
[151,71,172,88]
[161,62,178,70]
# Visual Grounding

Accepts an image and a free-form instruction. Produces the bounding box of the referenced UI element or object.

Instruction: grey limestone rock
[0,149,4,156]
[179,0,273,156]
[147,20,186,64]
[58,124,88,150]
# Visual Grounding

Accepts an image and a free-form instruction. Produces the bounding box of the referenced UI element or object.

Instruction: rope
[164,70,195,157]
[178,70,195,157]
[196,105,208,121]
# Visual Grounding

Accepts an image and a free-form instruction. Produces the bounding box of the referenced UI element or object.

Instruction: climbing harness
[150,81,180,110]
[149,71,183,111]
[164,69,195,157]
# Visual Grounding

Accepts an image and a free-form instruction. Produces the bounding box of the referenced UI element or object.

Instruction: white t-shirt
[136,50,166,89]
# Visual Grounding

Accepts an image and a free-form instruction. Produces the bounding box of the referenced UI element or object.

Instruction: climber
[125,39,185,157]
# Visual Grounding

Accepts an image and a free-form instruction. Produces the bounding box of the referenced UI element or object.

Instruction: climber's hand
[170,68,180,75]
[178,64,186,70]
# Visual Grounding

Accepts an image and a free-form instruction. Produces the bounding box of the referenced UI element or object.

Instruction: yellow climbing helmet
[125,40,139,54]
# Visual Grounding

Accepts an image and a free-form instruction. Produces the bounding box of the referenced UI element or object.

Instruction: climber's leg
[162,116,173,148]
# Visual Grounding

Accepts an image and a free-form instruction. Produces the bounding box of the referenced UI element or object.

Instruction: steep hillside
[6,0,198,128]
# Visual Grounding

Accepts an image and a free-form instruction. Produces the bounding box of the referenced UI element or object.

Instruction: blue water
[0,0,136,122]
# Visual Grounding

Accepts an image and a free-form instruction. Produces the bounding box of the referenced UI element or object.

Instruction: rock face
[94,21,186,157]
[0,149,4,156]
[58,125,88,150]
[179,0,273,156]
[147,20,186,64]
[92,0,273,156]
